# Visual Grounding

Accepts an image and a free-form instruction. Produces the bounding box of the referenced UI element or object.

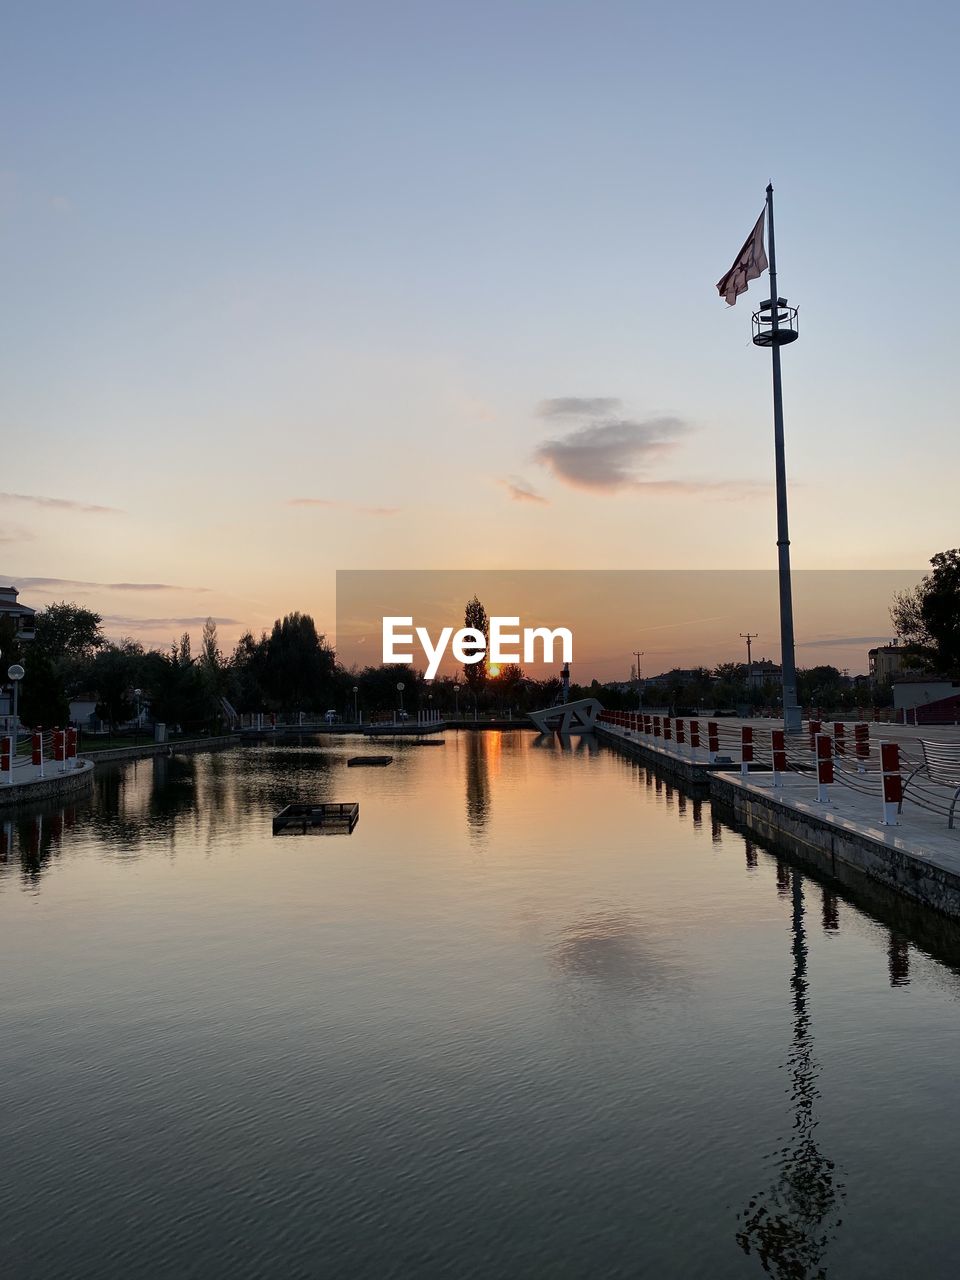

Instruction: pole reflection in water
[821,889,840,934]
[736,871,846,1277]
[776,860,792,897]
[745,837,758,870]
[888,931,911,987]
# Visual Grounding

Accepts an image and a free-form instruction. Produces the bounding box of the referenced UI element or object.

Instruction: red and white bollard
[707,721,719,763]
[653,716,661,738]
[32,729,44,778]
[663,717,673,743]
[833,722,846,757]
[54,729,66,773]
[854,722,870,774]
[816,733,833,802]
[67,727,78,764]
[771,728,786,787]
[676,719,685,747]
[689,719,700,763]
[1,735,12,786]
[740,726,753,776]
[808,719,821,759]
[880,741,902,825]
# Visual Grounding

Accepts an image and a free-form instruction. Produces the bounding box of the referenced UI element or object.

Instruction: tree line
[4,556,955,731]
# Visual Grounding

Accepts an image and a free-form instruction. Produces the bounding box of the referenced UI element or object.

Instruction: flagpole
[763,183,801,732]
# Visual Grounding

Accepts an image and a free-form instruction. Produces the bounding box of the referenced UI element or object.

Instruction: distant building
[747,658,781,688]
[892,676,959,714]
[0,585,36,642]
[868,644,912,684]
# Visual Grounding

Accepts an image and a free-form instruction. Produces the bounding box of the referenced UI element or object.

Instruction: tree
[92,640,144,730]
[890,549,960,675]
[263,612,336,711]
[462,596,488,697]
[33,603,104,662]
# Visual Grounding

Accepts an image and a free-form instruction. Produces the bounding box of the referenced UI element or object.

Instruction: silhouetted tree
[462,596,488,699]
[891,549,960,675]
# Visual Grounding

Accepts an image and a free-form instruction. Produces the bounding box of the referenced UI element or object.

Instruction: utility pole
[740,632,758,668]
[633,650,644,709]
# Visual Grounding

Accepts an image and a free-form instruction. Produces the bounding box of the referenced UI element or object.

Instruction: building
[0,586,36,642]
[868,644,912,685]
[747,658,781,689]
[893,677,960,725]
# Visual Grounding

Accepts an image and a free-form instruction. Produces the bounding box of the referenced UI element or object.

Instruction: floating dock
[347,756,393,767]
[272,802,359,835]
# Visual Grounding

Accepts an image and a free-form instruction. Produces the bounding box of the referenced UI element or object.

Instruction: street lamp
[396,681,405,723]
[134,687,142,743]
[454,683,460,717]
[8,663,24,744]
[428,692,433,724]
[352,685,359,723]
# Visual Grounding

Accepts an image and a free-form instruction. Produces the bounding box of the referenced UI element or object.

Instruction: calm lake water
[2,731,960,1279]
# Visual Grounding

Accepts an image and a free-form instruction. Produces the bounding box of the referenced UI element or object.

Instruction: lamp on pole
[352,685,359,724]
[453,683,460,718]
[8,664,24,745]
[396,681,405,724]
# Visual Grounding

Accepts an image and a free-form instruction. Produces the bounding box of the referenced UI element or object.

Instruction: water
[2,732,960,1278]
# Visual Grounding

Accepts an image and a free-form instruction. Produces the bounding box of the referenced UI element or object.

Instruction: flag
[716,209,768,306]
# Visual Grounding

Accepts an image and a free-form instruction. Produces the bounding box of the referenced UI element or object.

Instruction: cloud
[501,477,549,505]
[798,634,895,649]
[629,479,769,499]
[7,577,209,592]
[287,498,400,516]
[0,492,123,515]
[535,417,687,491]
[536,397,622,418]
[102,615,240,629]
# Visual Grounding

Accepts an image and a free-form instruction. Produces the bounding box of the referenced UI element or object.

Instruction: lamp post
[352,685,359,724]
[8,664,24,746]
[428,692,433,724]
[454,683,460,718]
[396,681,405,724]
[134,687,142,744]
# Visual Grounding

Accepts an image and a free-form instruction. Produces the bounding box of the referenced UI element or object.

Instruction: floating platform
[347,756,393,767]
[272,802,359,835]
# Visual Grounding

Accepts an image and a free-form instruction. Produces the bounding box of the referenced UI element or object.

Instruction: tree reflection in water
[736,872,846,1278]
[464,733,491,836]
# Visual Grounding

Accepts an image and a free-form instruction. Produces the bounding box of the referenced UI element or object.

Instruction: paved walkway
[598,721,960,873]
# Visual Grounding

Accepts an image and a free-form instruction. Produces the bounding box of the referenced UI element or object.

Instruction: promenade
[596,714,960,919]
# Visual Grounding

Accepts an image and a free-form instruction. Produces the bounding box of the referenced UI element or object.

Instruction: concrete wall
[0,760,95,810]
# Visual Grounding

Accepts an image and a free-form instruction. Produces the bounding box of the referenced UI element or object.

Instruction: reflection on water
[464,732,491,835]
[736,873,846,1278]
[551,909,683,999]
[2,734,960,1278]
[888,932,911,987]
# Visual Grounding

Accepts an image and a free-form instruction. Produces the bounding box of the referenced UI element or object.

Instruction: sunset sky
[2,1,955,674]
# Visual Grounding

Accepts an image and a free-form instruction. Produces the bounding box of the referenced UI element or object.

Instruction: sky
[1,1,956,675]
